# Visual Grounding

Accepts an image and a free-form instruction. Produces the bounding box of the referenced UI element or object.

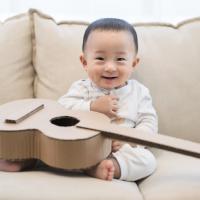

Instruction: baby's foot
[0,159,36,172]
[0,160,24,172]
[86,159,115,181]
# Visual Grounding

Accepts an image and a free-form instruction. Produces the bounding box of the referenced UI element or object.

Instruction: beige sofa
[0,9,200,200]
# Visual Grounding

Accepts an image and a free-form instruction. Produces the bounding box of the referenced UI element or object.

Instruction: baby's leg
[112,144,157,181]
[0,159,37,172]
[85,158,120,181]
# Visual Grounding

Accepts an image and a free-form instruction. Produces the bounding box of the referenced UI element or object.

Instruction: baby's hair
[82,18,138,53]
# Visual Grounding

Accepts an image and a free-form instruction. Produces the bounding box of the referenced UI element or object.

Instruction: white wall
[0,0,200,23]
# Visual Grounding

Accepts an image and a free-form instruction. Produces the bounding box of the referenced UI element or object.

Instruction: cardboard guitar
[0,99,199,170]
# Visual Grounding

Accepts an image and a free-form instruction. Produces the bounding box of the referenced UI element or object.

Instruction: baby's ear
[132,57,140,68]
[80,54,87,69]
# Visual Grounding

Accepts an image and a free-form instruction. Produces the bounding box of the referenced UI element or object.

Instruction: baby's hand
[90,95,119,118]
[112,140,124,152]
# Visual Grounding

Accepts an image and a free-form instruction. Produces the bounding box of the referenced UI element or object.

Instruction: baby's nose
[105,62,117,71]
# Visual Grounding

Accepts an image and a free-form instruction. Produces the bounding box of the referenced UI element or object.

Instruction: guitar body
[0,99,112,170]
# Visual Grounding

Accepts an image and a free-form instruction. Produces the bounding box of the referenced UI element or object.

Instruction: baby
[58,18,158,181]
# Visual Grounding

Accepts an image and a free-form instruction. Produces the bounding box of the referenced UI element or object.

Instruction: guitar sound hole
[50,116,80,127]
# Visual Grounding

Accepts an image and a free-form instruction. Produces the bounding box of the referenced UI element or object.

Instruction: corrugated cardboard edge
[0,98,112,170]
[0,129,111,170]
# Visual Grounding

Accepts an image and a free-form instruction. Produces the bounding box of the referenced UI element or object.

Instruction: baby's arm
[58,80,91,111]
[58,80,119,118]
[135,87,158,134]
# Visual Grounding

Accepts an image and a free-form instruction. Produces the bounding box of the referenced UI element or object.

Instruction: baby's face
[81,30,139,89]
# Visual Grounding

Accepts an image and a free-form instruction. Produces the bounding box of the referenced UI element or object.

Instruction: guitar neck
[77,121,200,159]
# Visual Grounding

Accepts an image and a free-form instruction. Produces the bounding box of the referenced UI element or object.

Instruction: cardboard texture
[0,99,111,169]
[5,103,44,123]
[78,122,200,158]
[0,99,199,170]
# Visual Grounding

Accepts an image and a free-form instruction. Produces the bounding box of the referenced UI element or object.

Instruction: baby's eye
[95,57,104,61]
[117,58,126,61]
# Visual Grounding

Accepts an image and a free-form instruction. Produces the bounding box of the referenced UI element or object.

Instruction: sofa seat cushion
[0,167,143,200]
[138,149,200,200]
[0,13,34,105]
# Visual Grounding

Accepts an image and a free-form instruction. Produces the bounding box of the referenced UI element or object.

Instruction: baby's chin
[91,78,128,90]
[100,82,127,90]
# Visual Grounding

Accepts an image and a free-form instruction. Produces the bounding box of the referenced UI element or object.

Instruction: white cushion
[133,19,200,141]
[31,10,87,100]
[0,13,34,104]
[0,166,143,200]
[138,149,200,200]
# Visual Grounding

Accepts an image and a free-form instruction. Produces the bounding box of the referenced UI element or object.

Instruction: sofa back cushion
[31,10,87,99]
[31,10,200,142]
[0,13,34,104]
[134,19,200,142]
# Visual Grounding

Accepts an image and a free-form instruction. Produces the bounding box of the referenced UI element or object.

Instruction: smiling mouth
[102,76,118,80]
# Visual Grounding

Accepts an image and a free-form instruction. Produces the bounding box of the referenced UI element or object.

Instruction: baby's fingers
[112,104,118,112]
[110,95,119,101]
[107,110,118,118]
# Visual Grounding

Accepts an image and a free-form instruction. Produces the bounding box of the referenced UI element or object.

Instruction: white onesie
[58,78,158,181]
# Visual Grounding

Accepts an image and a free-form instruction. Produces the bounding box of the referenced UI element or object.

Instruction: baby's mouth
[101,76,118,80]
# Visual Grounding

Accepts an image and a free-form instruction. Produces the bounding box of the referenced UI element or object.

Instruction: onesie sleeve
[58,80,91,111]
[135,86,158,134]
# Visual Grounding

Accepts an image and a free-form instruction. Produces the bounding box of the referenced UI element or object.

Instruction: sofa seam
[29,9,37,98]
